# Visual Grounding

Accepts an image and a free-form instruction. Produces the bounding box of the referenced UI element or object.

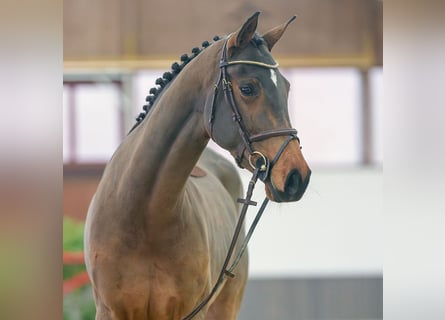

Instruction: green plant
[63,217,95,320]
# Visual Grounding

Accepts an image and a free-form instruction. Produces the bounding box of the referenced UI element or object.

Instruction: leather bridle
[207,37,300,181]
[183,37,301,319]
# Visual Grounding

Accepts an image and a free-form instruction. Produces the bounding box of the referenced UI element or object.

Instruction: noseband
[207,38,300,181]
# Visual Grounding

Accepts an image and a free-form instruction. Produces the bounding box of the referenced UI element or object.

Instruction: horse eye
[240,85,255,96]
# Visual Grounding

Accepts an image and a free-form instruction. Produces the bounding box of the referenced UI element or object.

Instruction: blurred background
[63,0,382,319]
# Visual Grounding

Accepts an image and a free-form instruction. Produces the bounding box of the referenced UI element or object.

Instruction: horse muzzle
[265,169,311,202]
[266,168,311,202]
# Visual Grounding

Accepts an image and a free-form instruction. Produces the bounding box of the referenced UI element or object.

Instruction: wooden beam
[64,54,375,72]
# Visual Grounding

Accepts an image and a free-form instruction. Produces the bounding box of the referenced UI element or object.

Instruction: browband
[219,34,279,70]
[224,60,279,69]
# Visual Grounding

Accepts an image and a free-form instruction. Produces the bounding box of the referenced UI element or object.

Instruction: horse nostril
[284,169,302,196]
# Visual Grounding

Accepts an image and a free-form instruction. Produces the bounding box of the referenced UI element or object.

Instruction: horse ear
[227,12,260,57]
[262,15,297,51]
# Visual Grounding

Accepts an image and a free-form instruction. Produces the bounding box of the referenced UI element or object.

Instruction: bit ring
[248,151,268,172]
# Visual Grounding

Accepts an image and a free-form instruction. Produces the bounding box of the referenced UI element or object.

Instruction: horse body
[85,12,311,319]
[85,39,247,319]
[85,150,246,320]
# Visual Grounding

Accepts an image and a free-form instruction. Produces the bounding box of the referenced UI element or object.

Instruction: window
[63,81,124,164]
[370,67,383,164]
[284,68,363,166]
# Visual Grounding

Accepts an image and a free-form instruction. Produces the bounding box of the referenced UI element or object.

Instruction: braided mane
[129,34,265,134]
[128,36,224,133]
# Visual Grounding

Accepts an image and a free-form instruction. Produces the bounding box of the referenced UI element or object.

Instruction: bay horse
[84,12,311,320]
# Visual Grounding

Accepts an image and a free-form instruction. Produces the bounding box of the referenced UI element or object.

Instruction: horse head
[204,12,311,202]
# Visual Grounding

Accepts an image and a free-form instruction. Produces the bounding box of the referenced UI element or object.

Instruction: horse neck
[116,53,219,224]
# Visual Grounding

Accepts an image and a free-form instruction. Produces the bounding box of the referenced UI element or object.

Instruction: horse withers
[84,12,311,320]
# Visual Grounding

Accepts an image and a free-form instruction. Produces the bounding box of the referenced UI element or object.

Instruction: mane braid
[128,35,222,134]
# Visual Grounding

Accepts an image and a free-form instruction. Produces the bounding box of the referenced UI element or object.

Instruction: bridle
[183,37,300,319]
[207,37,300,181]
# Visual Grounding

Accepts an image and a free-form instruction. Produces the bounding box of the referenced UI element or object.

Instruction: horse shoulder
[197,148,243,204]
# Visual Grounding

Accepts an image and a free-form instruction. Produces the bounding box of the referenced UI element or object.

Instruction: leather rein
[182,38,300,319]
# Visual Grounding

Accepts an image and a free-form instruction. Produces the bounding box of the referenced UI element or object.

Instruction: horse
[84,12,311,320]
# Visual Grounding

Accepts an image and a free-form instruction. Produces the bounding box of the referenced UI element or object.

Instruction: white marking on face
[270,69,278,87]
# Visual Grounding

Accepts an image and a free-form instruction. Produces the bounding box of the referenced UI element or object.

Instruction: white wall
[237,167,382,278]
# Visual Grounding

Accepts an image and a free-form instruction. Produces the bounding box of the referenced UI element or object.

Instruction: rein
[182,37,299,319]
[182,167,266,320]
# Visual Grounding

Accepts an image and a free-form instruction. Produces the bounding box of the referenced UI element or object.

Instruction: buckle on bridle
[222,79,232,87]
